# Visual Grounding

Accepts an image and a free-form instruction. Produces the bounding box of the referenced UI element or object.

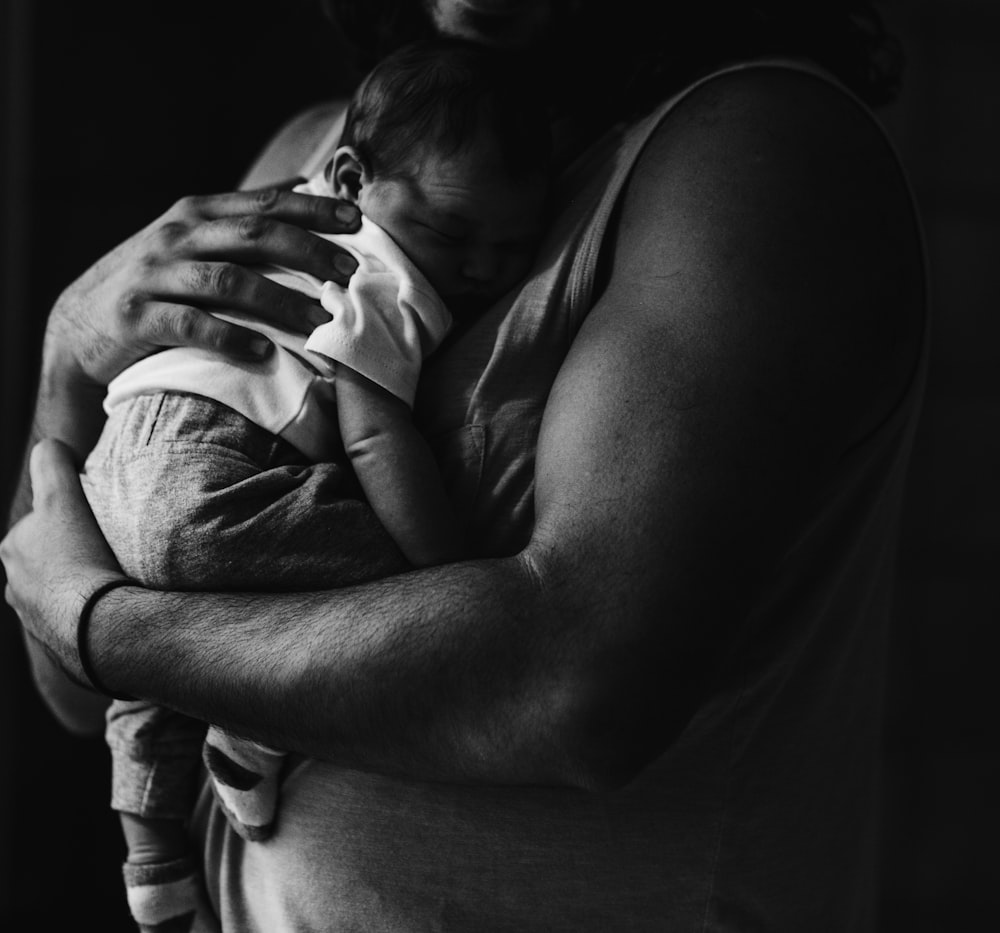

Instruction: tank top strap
[562,56,919,334]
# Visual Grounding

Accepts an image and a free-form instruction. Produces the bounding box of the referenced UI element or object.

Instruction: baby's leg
[201,728,287,841]
[85,392,408,593]
[84,392,408,847]
[119,815,205,933]
[85,392,408,925]
[102,698,209,932]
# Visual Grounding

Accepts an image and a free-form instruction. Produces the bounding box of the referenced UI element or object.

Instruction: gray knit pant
[81,391,407,832]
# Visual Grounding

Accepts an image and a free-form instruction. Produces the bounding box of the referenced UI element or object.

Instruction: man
[3,2,924,929]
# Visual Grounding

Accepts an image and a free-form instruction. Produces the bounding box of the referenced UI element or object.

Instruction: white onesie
[104,173,452,461]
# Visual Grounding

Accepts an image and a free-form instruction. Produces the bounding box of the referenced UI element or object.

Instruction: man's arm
[5,71,925,787]
[5,110,362,731]
[6,100,349,523]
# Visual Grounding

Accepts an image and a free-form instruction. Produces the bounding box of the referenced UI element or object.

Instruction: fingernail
[309,306,331,327]
[336,203,359,224]
[334,253,358,277]
[250,337,271,357]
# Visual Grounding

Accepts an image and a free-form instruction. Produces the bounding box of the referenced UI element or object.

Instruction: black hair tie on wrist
[77,578,137,701]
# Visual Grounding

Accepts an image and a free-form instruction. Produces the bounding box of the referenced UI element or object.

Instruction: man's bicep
[534,67,922,615]
[525,72,924,765]
[530,271,814,648]
[524,256,840,777]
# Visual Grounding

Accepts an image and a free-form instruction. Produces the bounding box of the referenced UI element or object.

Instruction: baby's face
[357,142,548,317]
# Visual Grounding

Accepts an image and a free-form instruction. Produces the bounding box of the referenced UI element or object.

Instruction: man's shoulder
[240,99,350,190]
[628,63,904,210]
[614,61,920,293]
[601,63,925,451]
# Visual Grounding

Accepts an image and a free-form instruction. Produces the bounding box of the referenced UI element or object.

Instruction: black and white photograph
[2,2,997,930]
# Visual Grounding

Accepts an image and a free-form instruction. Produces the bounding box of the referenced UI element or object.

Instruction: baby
[81,36,551,933]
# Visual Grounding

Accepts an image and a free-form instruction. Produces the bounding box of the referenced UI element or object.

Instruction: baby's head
[327,37,552,316]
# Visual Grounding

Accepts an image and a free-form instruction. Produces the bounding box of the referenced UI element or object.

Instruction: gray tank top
[195,60,928,932]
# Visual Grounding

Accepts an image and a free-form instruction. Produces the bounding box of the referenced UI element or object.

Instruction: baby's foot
[203,728,286,842]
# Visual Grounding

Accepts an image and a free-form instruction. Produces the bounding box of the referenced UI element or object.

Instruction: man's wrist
[39,326,102,407]
[76,576,137,700]
[35,322,109,464]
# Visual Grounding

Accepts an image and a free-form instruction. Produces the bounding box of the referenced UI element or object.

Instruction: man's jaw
[427,0,555,49]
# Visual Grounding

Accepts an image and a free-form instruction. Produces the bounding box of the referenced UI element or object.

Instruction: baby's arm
[335,363,464,568]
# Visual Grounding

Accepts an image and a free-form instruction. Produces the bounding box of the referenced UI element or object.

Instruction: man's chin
[430,0,555,50]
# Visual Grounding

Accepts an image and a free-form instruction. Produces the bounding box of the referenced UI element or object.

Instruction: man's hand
[2,439,125,688]
[50,182,362,387]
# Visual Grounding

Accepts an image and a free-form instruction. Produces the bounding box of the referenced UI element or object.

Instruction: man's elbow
[560,726,669,794]
[541,687,678,794]
[30,657,109,737]
[48,700,107,738]
[558,752,650,794]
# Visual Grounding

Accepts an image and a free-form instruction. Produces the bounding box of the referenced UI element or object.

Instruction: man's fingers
[29,438,103,546]
[164,262,330,335]
[240,185,363,235]
[27,439,122,574]
[178,214,359,286]
[138,302,276,359]
[178,186,362,236]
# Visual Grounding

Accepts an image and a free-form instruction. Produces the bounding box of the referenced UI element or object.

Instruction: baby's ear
[330,146,365,202]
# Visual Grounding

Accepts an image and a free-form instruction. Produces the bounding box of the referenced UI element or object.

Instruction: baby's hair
[339,37,551,183]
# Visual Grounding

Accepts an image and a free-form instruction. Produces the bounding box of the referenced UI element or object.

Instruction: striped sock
[202,727,286,842]
[122,856,203,933]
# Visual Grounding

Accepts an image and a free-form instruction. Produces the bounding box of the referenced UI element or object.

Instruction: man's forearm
[85,551,594,788]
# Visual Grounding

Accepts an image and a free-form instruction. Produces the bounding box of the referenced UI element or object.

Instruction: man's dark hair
[320,1,903,114]
[339,37,552,181]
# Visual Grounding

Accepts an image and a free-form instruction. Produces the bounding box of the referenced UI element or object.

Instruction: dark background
[2,1,997,929]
